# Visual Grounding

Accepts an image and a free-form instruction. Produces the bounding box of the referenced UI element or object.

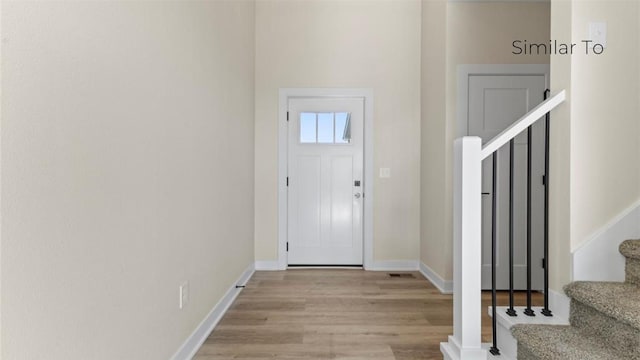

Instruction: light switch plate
[589,22,607,48]
[379,168,391,178]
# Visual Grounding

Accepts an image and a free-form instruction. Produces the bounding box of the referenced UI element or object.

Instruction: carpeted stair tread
[511,324,630,360]
[564,281,640,330]
[620,239,640,260]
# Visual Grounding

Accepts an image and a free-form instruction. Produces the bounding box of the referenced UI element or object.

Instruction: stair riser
[626,258,640,286]
[570,300,640,359]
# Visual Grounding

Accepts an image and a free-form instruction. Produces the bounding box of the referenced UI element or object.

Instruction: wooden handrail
[480,90,566,160]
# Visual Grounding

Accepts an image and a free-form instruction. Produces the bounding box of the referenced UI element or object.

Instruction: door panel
[296,155,321,245]
[288,98,364,265]
[329,156,354,247]
[468,74,546,290]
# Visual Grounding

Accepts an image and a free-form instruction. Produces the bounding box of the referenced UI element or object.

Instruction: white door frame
[458,64,550,290]
[457,64,550,138]
[278,88,374,270]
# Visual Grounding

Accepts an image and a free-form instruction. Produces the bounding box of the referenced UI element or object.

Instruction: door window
[299,112,351,144]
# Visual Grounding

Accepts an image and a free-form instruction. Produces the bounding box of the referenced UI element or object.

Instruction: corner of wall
[419,0,449,286]
[548,0,573,293]
[419,262,453,294]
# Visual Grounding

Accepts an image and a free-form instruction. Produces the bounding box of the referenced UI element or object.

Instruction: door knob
[354,193,361,199]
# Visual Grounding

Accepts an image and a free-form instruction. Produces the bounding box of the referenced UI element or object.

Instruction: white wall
[254,0,422,264]
[550,0,640,290]
[1,1,255,359]
[421,1,550,281]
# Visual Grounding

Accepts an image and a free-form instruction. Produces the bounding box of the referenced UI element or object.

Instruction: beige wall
[254,0,422,263]
[549,0,574,291]
[1,1,255,359]
[549,0,640,290]
[569,1,640,248]
[420,0,449,278]
[446,2,551,66]
[420,1,550,280]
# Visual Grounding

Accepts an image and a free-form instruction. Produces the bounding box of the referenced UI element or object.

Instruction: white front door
[467,74,546,290]
[287,98,364,265]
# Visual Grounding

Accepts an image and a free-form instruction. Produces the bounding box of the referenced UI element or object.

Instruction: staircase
[512,239,640,359]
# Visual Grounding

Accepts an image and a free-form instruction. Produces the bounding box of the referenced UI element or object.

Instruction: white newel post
[441,137,486,360]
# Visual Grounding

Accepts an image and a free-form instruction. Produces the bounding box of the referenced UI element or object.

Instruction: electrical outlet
[379,168,391,178]
[179,281,189,309]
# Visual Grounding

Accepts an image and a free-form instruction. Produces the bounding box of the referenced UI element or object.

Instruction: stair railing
[442,90,566,359]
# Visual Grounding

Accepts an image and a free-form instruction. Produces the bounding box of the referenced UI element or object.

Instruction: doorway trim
[457,64,550,138]
[278,88,374,270]
[458,64,550,290]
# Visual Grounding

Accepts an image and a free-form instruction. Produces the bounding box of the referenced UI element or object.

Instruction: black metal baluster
[490,152,501,356]
[506,140,517,317]
[542,89,553,317]
[524,126,535,317]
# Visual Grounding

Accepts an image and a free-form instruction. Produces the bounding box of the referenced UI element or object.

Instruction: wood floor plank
[390,344,442,360]
[262,311,432,326]
[194,343,331,359]
[232,300,306,311]
[205,326,304,345]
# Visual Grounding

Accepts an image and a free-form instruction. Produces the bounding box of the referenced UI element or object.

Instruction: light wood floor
[194,269,542,360]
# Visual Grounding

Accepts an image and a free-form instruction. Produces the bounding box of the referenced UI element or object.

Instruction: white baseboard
[257,260,420,272]
[572,199,640,283]
[254,260,282,270]
[366,260,419,271]
[171,263,255,360]
[419,262,453,294]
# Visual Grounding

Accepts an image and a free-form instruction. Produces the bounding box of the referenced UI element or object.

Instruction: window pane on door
[300,113,317,143]
[335,112,351,143]
[317,113,334,143]
[299,111,352,144]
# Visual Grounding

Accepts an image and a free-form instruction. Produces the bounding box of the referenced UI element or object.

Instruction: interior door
[467,74,546,290]
[287,97,364,265]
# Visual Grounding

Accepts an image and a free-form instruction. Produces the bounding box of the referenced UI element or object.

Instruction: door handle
[354,193,361,199]
[482,192,491,195]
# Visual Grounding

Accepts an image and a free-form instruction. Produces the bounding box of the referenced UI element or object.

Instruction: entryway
[287,98,364,265]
